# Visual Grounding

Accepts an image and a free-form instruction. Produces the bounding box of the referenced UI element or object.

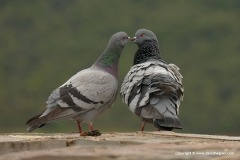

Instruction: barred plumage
[120,29,184,131]
[26,32,130,134]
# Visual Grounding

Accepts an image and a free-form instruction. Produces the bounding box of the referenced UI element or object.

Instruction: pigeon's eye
[122,37,127,40]
[140,33,145,37]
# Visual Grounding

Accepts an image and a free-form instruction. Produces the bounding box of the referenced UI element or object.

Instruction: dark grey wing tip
[26,112,45,132]
[26,125,37,132]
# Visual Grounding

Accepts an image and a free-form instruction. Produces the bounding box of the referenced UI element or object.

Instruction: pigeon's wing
[120,61,183,129]
[120,61,153,110]
[42,68,118,117]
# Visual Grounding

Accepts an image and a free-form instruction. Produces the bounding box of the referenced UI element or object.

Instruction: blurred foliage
[0,0,239,135]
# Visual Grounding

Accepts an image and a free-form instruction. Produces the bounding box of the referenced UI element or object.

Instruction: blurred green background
[0,0,239,135]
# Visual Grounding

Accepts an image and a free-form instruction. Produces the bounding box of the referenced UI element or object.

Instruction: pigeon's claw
[80,130,101,136]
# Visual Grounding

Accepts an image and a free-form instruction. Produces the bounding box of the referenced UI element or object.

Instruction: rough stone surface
[0,132,239,160]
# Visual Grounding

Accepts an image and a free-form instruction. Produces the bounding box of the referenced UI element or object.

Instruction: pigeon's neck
[94,45,123,78]
[133,40,163,65]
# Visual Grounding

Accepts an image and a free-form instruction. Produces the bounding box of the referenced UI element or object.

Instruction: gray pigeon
[120,29,184,131]
[26,32,130,134]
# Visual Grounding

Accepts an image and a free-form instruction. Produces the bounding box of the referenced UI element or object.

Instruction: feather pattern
[26,32,130,133]
[120,29,184,131]
[121,61,184,130]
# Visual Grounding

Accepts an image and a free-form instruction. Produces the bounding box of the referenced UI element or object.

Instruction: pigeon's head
[109,32,130,48]
[132,29,158,46]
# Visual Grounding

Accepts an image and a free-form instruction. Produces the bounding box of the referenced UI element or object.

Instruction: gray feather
[26,32,130,132]
[120,29,183,131]
[120,61,184,130]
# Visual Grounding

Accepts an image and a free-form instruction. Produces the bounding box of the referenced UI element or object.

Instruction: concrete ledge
[0,132,239,160]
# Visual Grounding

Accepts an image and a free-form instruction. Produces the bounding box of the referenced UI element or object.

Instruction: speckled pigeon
[26,32,130,134]
[120,29,184,131]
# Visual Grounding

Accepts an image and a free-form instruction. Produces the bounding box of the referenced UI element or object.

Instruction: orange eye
[140,33,144,37]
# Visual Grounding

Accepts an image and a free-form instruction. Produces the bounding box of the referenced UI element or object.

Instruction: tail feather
[26,107,77,132]
[150,96,183,131]
[153,115,183,131]
[26,112,45,132]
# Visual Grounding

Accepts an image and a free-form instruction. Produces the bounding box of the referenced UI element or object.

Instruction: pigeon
[26,32,130,135]
[120,29,184,131]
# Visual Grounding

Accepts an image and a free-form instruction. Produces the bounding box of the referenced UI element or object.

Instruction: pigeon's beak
[130,37,136,41]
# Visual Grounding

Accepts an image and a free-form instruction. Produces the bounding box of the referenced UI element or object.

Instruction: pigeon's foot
[80,130,102,136]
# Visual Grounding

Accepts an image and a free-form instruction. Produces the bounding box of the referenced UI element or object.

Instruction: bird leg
[140,121,146,131]
[76,120,82,133]
[88,122,94,131]
[80,123,101,136]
